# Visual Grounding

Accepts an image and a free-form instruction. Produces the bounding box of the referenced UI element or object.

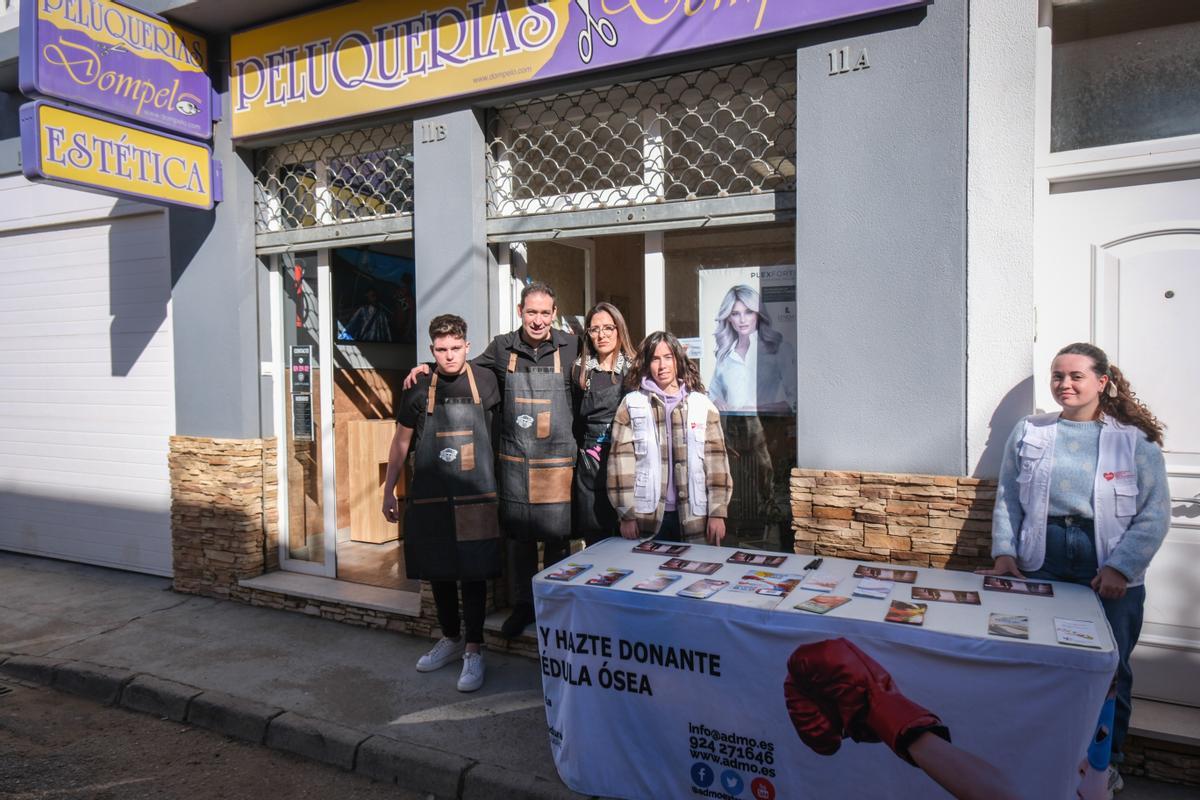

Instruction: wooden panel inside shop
[333,368,405,536]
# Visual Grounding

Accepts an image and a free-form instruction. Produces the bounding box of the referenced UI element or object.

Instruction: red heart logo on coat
[1103,472,1115,481]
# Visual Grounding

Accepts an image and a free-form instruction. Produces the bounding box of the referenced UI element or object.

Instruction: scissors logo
[574,0,618,64]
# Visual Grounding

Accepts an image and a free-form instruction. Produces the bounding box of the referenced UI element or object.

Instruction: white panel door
[0,179,174,576]
[1038,169,1200,707]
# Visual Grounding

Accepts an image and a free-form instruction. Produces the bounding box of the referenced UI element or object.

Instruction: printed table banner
[20,100,222,210]
[533,538,1117,800]
[19,0,214,140]
[230,0,928,139]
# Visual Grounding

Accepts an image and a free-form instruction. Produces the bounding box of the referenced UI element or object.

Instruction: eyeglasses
[587,325,617,336]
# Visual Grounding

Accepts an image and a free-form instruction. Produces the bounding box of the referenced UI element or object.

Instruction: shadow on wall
[973,376,1035,479]
[107,199,199,377]
[0,488,173,577]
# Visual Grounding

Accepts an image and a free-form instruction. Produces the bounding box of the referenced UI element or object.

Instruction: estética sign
[21,100,222,211]
[230,0,927,139]
[19,0,216,140]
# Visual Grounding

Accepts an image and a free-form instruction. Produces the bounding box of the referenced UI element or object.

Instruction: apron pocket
[454,500,500,541]
[529,465,573,504]
[460,442,475,472]
[536,411,552,439]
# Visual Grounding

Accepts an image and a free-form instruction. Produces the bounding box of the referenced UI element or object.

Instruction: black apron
[498,348,575,542]
[573,369,623,540]
[403,366,501,581]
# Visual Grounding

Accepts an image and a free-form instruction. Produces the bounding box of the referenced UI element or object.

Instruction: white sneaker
[416,637,465,673]
[457,652,485,692]
[1107,765,1124,795]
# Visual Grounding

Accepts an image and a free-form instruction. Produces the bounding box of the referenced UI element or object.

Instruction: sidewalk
[1,552,1194,800]
[0,552,578,799]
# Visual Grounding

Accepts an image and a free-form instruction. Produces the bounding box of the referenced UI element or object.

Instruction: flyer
[730,570,806,597]
[660,558,723,575]
[632,573,682,593]
[586,568,633,587]
[988,613,1030,640]
[885,600,927,626]
[545,563,592,582]
[854,565,919,584]
[911,587,982,605]
[982,575,1055,597]
[677,579,729,599]
[794,595,852,615]
[633,541,691,556]
[1055,618,1102,648]
[726,551,788,567]
[853,578,894,600]
[799,572,841,593]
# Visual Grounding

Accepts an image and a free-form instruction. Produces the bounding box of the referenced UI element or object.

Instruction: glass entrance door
[272,246,419,589]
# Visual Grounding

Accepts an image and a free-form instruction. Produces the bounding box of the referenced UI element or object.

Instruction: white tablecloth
[533,537,1117,800]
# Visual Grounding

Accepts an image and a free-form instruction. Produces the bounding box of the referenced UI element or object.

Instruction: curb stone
[462,763,587,800]
[0,655,580,799]
[120,674,202,722]
[186,690,283,744]
[52,661,136,705]
[0,655,65,686]
[355,734,472,798]
[265,711,366,771]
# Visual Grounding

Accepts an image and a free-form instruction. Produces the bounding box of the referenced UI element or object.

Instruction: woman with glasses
[571,302,636,544]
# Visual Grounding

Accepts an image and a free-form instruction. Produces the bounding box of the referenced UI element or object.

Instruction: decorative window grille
[254,124,414,233]
[487,56,796,217]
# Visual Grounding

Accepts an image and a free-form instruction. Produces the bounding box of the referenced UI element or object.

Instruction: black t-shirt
[397,367,502,444]
[472,328,581,392]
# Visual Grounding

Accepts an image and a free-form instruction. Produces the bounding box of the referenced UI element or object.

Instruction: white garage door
[0,177,175,576]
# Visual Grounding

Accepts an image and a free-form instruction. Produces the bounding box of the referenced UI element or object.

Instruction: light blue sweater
[991,416,1171,581]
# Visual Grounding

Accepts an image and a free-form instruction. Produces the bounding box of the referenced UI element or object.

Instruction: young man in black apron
[384,314,502,691]
[403,283,580,638]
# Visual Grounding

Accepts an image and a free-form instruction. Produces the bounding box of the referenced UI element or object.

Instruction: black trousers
[510,538,571,606]
[430,580,487,644]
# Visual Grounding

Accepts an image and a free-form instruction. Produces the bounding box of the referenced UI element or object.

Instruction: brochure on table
[534,537,1114,651]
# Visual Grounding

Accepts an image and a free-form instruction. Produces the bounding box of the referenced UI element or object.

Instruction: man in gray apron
[404,283,581,638]
[473,283,579,637]
[384,314,502,691]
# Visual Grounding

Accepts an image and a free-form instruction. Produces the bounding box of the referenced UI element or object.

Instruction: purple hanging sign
[19,0,217,140]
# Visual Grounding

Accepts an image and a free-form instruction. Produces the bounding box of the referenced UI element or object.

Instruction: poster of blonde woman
[698,267,798,416]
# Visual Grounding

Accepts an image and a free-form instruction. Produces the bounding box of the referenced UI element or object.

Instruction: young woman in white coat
[979,342,1170,791]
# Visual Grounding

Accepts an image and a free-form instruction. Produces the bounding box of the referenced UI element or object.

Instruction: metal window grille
[254,123,414,233]
[487,56,796,217]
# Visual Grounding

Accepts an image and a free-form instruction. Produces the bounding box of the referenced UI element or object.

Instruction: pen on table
[803,558,823,571]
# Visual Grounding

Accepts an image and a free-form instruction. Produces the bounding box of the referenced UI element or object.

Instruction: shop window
[1051,0,1200,152]
[663,223,797,553]
[487,56,796,216]
[255,123,414,232]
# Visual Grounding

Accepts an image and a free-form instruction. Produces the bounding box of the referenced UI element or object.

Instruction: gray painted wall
[413,109,491,350]
[793,2,968,475]
[168,39,262,439]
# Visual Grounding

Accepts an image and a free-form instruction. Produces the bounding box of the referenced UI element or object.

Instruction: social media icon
[691,763,715,788]
[750,777,776,800]
[720,769,744,795]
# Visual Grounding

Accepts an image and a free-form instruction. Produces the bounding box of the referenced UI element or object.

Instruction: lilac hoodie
[641,377,688,511]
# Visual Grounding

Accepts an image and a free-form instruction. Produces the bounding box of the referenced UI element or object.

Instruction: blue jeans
[1026,521,1145,763]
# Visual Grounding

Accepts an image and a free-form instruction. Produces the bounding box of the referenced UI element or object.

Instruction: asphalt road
[0,679,423,800]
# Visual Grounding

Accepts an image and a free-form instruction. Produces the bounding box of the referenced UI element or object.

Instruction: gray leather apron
[404,366,501,580]
[498,348,574,541]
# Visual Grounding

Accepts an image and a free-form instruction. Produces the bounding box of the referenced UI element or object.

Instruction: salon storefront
[175,0,969,648]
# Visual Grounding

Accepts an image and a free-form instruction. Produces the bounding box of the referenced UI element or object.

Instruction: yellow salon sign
[20,100,221,210]
[231,0,566,139]
[230,0,925,140]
